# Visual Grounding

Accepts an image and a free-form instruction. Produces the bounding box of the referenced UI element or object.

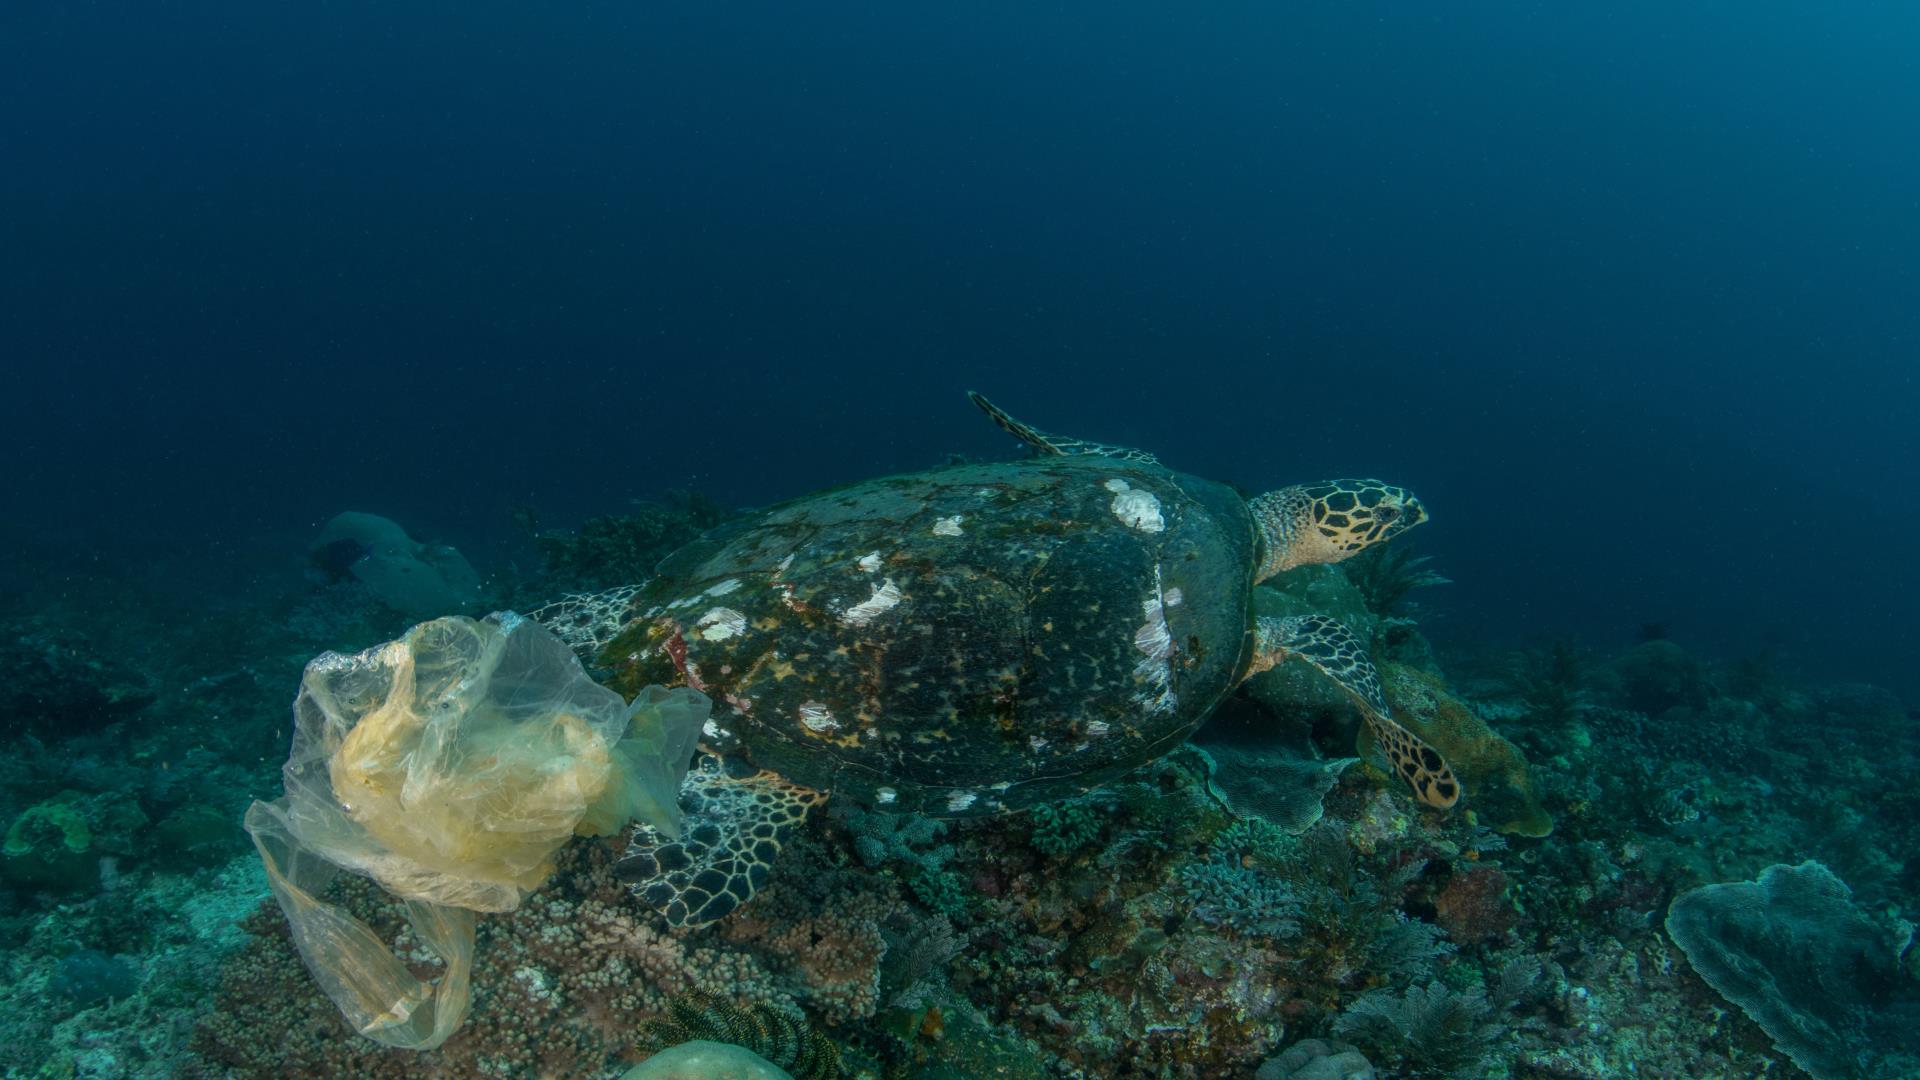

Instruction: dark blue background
[2,3,1914,696]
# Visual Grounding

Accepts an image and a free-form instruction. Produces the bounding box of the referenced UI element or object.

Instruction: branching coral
[1025,798,1103,858]
[1179,857,1304,939]
[827,804,968,919]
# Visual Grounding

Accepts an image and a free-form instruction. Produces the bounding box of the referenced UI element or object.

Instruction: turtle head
[1250,479,1427,582]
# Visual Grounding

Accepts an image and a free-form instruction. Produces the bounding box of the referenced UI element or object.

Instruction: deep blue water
[2,3,1915,699]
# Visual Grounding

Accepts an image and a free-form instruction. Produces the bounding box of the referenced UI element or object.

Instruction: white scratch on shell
[1130,566,1178,715]
[857,551,883,573]
[1104,478,1131,493]
[798,702,839,733]
[705,578,742,597]
[695,607,747,641]
[1087,720,1112,737]
[932,515,965,536]
[875,787,898,805]
[841,578,903,627]
[946,790,978,812]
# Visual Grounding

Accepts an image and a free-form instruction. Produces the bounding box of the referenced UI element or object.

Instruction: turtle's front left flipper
[968,391,1162,465]
[614,757,827,927]
[1250,614,1460,810]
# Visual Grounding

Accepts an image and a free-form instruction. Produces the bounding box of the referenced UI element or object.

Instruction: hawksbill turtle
[531,393,1458,926]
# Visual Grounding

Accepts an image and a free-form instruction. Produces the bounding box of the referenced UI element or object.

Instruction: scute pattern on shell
[600,457,1259,816]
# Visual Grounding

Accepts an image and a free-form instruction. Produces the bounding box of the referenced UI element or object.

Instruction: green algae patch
[5,796,92,854]
[3,791,100,891]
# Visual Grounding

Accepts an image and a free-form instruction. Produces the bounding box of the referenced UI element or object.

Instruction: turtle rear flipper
[615,757,826,927]
[1251,613,1460,810]
[526,584,646,660]
[968,391,1162,465]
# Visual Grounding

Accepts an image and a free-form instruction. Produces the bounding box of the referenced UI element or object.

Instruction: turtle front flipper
[968,391,1162,465]
[1249,614,1460,810]
[614,757,827,927]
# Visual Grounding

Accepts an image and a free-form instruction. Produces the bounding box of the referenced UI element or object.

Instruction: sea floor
[2,515,1915,1079]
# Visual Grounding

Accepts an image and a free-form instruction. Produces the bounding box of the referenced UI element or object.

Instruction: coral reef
[0,517,1915,1079]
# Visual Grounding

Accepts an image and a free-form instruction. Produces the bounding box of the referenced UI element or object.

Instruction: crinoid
[1343,544,1451,618]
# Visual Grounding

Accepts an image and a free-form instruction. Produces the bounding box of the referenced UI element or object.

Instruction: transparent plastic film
[243,613,708,1050]
[245,799,475,1049]
[579,684,709,839]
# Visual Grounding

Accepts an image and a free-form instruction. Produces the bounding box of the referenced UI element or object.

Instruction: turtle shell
[599,455,1257,815]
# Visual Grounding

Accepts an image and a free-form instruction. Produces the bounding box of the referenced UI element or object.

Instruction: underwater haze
[3,3,1916,694]
[2,4,1918,1079]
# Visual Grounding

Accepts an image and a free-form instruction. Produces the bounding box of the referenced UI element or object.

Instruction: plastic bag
[245,613,708,1049]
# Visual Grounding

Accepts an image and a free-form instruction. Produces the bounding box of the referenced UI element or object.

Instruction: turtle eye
[1375,506,1399,524]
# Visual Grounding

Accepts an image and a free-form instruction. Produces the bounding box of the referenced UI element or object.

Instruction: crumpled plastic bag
[245,612,708,1049]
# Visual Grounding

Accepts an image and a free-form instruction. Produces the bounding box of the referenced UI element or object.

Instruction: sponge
[622,1041,797,1080]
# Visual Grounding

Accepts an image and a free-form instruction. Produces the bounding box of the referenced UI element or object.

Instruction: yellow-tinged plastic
[244,613,708,1050]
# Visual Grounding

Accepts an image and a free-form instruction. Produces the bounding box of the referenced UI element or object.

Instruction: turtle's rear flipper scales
[526,584,646,661]
[614,757,826,927]
[1251,613,1461,810]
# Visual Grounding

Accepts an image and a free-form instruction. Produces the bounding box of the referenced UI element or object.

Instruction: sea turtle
[531,393,1458,926]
